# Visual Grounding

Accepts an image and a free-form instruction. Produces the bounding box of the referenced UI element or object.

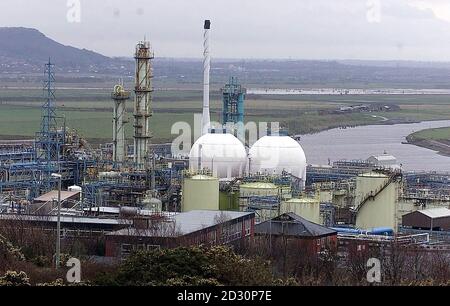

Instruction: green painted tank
[219,191,239,211]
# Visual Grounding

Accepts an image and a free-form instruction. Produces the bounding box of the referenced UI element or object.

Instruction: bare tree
[382,242,408,285]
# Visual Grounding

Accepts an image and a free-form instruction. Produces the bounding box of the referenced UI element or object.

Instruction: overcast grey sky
[1,0,450,61]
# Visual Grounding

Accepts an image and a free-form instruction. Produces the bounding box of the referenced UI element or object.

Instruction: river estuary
[300,120,450,172]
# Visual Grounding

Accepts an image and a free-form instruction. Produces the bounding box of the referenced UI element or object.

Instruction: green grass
[0,105,200,143]
[2,88,450,144]
[0,105,408,143]
[408,127,450,141]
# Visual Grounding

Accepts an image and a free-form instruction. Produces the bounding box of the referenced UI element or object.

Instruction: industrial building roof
[106,210,254,238]
[416,207,450,219]
[368,154,397,162]
[34,190,80,202]
[367,154,400,169]
[174,210,251,232]
[0,213,131,226]
[83,207,177,218]
[255,212,336,238]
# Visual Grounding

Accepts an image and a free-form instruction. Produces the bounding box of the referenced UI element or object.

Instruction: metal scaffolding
[82,167,182,208]
[0,56,184,209]
[222,76,246,139]
[133,41,154,169]
[112,84,130,163]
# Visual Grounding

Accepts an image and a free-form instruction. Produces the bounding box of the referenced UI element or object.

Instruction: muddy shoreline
[405,136,450,157]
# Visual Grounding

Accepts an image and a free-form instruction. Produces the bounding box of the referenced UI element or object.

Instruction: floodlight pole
[52,173,62,269]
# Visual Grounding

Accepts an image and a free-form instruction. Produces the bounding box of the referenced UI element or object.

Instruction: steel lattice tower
[35,59,65,191]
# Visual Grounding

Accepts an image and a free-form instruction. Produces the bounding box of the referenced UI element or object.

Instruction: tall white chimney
[201,20,211,136]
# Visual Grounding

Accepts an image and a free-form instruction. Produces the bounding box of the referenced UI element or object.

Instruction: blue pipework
[331,226,394,236]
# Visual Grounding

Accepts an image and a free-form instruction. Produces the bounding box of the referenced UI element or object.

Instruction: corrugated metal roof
[107,210,253,237]
[34,190,80,202]
[174,210,251,233]
[417,207,450,219]
[0,214,131,225]
[369,154,397,161]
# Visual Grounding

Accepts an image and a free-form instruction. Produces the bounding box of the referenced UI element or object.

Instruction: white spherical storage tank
[249,136,307,183]
[189,133,247,179]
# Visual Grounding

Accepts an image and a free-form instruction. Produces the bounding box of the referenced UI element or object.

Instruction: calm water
[300,120,450,172]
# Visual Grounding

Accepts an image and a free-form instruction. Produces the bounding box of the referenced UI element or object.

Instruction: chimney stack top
[204,20,211,30]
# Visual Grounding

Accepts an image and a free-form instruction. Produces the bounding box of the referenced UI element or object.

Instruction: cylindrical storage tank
[120,206,139,218]
[182,175,219,212]
[219,191,240,211]
[354,172,398,231]
[189,133,247,179]
[239,182,280,213]
[249,136,307,186]
[239,182,279,197]
[280,197,320,224]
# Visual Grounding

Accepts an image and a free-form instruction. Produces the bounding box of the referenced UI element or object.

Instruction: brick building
[105,210,255,258]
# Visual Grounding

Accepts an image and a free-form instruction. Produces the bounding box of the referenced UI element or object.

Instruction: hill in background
[0,27,131,75]
[2,27,450,89]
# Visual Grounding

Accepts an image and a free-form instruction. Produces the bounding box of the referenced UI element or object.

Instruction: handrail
[355,173,401,214]
[338,233,429,244]
[32,200,53,214]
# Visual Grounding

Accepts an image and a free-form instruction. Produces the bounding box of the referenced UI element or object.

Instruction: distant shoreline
[405,127,450,157]
[299,117,424,136]
[248,88,450,95]
[405,138,450,157]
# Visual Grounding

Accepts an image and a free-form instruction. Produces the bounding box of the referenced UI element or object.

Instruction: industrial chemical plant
[1,20,450,263]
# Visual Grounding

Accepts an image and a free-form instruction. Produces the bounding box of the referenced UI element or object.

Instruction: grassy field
[406,127,450,156]
[0,105,199,143]
[408,127,450,141]
[1,88,450,144]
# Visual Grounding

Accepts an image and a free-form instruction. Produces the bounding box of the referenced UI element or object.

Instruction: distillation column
[112,84,130,163]
[133,41,154,169]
